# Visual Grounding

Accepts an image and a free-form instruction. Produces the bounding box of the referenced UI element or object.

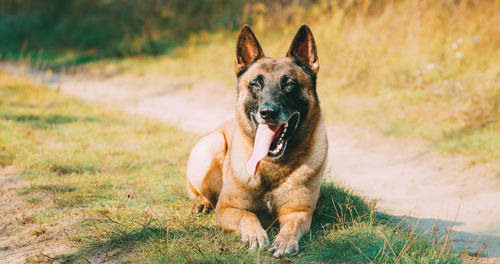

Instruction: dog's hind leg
[186,131,226,213]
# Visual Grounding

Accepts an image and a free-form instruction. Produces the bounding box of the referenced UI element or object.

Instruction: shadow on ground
[390,216,500,258]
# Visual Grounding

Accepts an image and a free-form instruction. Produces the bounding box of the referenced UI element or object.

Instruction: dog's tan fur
[186,25,327,257]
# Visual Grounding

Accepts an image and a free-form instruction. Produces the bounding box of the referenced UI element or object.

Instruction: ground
[0,166,77,263]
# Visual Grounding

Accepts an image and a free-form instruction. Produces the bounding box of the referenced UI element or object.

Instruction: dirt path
[1,63,500,260]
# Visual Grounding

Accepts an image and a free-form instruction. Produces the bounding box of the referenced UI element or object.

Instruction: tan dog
[186,24,327,258]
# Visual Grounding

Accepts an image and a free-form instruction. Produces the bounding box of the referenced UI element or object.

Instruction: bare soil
[0,166,77,264]
[1,63,499,262]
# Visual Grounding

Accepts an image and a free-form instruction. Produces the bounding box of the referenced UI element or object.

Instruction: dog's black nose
[259,104,280,122]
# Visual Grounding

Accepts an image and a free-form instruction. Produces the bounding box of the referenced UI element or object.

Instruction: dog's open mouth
[246,113,300,175]
[267,113,300,158]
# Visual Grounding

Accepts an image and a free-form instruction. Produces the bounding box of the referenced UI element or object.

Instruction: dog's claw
[249,241,258,250]
[269,233,299,258]
[240,222,269,250]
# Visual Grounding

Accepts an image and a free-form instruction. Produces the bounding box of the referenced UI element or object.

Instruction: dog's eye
[249,81,261,91]
[284,80,297,91]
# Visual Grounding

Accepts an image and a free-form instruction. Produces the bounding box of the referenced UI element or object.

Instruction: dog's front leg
[269,210,312,258]
[216,207,269,249]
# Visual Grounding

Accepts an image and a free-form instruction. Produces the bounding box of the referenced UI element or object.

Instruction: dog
[186,24,327,258]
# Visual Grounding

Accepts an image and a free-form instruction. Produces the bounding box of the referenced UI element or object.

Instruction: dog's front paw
[269,233,299,258]
[240,218,269,250]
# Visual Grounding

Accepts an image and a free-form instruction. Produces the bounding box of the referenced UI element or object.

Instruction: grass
[79,0,500,162]
[0,50,107,70]
[0,73,464,263]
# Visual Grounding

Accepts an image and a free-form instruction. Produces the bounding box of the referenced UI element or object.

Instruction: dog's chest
[263,191,274,213]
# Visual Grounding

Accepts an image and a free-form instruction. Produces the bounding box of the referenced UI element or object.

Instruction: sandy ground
[1,63,500,262]
[0,166,77,264]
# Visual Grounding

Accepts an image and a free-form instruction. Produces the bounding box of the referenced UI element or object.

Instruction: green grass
[0,74,463,263]
[0,50,107,70]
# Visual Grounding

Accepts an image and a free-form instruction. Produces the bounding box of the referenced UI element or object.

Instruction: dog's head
[235,25,320,163]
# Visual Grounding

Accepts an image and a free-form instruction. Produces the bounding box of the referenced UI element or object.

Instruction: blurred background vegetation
[0,0,318,62]
[0,0,240,62]
[1,0,500,160]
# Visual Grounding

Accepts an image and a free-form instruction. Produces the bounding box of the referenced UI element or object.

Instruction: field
[1,0,499,263]
[0,73,465,263]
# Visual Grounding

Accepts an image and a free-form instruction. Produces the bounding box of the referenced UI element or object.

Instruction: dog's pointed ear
[235,25,264,76]
[286,25,319,74]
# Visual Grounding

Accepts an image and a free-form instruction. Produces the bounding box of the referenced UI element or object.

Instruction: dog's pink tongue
[247,124,279,175]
